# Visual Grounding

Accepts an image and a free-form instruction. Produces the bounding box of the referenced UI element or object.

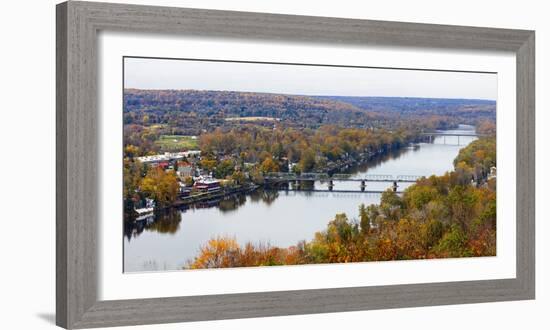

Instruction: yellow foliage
[139,167,179,207]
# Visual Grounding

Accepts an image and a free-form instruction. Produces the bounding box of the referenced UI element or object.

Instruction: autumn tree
[477,120,496,136]
[259,157,280,173]
[190,237,241,269]
[183,176,194,186]
[199,158,217,173]
[454,137,496,178]
[231,171,246,185]
[139,167,179,207]
[124,144,140,158]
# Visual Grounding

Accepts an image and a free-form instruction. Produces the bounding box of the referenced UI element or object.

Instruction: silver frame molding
[56,1,535,328]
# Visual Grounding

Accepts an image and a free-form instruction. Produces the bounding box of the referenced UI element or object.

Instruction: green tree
[214,159,235,178]
[448,185,478,230]
[123,159,143,211]
[404,184,439,210]
[298,148,316,172]
[422,219,444,250]
[379,189,403,221]
[199,158,217,172]
[358,203,370,236]
[434,224,471,258]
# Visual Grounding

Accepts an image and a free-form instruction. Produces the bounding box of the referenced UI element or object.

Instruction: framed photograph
[56,1,535,328]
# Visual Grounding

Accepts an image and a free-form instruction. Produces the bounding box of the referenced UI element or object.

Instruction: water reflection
[124,126,478,272]
[217,194,247,213]
[249,189,280,205]
[124,208,181,241]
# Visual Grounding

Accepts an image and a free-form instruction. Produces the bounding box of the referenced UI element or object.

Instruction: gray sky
[124,57,497,100]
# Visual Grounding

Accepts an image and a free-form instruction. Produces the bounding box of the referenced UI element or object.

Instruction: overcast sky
[124,57,497,100]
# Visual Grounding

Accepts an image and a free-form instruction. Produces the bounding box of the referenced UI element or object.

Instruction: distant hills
[123,89,496,134]
[125,89,368,123]
[313,95,495,119]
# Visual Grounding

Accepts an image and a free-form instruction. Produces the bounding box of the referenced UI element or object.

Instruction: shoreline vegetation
[124,124,435,214]
[122,88,497,269]
[186,137,496,269]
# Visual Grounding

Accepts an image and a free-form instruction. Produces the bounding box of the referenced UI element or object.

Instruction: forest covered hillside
[314,96,496,121]
[124,89,372,127]
[123,89,496,135]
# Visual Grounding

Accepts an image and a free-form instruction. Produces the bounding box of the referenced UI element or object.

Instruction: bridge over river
[125,127,475,272]
[264,172,423,193]
[419,131,484,145]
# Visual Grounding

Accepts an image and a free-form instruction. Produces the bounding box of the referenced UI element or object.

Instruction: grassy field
[225,116,280,122]
[155,135,199,151]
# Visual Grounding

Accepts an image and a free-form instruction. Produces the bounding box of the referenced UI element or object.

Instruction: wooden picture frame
[56,1,535,328]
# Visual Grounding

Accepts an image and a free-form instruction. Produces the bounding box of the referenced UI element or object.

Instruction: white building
[136,150,201,164]
[488,166,497,179]
[177,165,194,178]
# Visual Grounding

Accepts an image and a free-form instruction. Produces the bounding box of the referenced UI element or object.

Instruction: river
[124,125,477,272]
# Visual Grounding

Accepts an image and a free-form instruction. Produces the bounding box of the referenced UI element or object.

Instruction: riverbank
[148,140,417,214]
[124,127,480,272]
[173,184,259,208]
[187,134,497,269]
